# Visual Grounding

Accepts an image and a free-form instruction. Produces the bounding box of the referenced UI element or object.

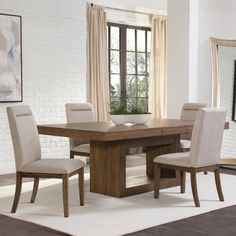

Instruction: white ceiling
[91,0,167,13]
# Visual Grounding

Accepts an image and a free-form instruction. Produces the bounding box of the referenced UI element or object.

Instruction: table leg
[146,135,180,178]
[90,140,126,197]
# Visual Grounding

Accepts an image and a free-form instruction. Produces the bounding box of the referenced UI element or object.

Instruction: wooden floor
[125,166,236,236]
[0,214,70,236]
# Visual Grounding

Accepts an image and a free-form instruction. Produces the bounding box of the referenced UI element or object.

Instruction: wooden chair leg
[79,168,84,206]
[30,177,39,203]
[214,168,224,201]
[154,164,161,199]
[190,170,200,207]
[70,151,74,159]
[180,171,186,193]
[11,172,22,213]
[62,175,69,217]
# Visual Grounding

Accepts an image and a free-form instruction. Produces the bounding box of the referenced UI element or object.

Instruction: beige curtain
[86,3,110,121]
[149,16,167,119]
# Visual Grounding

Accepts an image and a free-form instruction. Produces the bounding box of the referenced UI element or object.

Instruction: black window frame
[107,22,151,112]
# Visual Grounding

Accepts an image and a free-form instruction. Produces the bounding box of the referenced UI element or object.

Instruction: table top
[37,119,195,141]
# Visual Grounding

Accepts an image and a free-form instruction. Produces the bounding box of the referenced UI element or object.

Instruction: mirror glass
[218,45,236,157]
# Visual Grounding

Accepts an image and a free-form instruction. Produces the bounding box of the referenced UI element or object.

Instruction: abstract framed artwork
[232,60,236,121]
[0,13,22,102]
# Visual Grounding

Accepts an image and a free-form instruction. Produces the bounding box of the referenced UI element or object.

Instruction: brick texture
[0,0,86,174]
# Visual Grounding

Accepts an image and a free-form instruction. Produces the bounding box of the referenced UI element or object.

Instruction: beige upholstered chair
[7,105,85,217]
[154,108,227,207]
[65,103,95,160]
[180,103,207,151]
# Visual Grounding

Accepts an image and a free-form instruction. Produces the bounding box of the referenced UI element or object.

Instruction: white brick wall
[0,0,86,174]
[219,46,236,158]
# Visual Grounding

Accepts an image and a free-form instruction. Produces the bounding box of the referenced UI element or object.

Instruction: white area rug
[0,172,236,236]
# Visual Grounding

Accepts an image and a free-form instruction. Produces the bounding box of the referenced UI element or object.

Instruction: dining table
[37,119,229,198]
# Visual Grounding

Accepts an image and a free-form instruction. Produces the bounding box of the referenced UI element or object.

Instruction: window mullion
[145,30,148,108]
[120,26,126,102]
[135,29,138,108]
[108,26,111,92]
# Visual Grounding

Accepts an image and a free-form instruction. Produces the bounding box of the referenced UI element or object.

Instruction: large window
[108,23,151,112]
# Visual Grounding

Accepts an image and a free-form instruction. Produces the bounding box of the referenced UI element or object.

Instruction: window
[108,23,151,112]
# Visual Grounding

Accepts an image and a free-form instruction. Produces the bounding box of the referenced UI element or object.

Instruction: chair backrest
[7,105,41,171]
[180,102,207,139]
[65,103,95,148]
[190,108,227,167]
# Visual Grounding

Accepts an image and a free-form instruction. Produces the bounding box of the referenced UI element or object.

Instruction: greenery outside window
[107,23,151,112]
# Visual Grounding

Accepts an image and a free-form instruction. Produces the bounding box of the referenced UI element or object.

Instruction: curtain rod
[104,6,166,17]
[89,3,165,17]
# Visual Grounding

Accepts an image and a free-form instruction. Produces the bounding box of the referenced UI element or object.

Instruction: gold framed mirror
[210,37,236,166]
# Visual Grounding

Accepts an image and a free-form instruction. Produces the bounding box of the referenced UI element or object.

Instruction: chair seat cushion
[21,159,85,174]
[71,144,90,154]
[180,139,191,150]
[154,152,191,167]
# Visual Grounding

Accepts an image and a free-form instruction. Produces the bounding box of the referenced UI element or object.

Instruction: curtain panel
[86,3,110,121]
[149,16,167,119]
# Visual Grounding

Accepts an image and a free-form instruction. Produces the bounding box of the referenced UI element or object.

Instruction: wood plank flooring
[0,214,71,236]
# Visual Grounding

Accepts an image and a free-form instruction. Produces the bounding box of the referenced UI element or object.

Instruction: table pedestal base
[90,135,181,197]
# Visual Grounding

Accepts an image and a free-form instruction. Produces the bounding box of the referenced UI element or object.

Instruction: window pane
[110,50,120,73]
[146,76,149,90]
[127,97,138,112]
[107,26,109,48]
[126,75,137,97]
[110,97,121,110]
[110,74,120,97]
[137,30,145,52]
[138,76,147,97]
[127,28,135,51]
[137,53,146,75]
[147,53,150,75]
[138,98,148,112]
[128,97,148,112]
[110,26,119,49]
[126,52,136,74]
[147,31,151,52]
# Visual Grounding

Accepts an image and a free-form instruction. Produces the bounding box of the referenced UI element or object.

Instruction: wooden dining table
[37,119,200,198]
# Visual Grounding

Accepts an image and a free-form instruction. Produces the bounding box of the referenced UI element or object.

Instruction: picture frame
[0,13,22,102]
[232,60,236,121]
